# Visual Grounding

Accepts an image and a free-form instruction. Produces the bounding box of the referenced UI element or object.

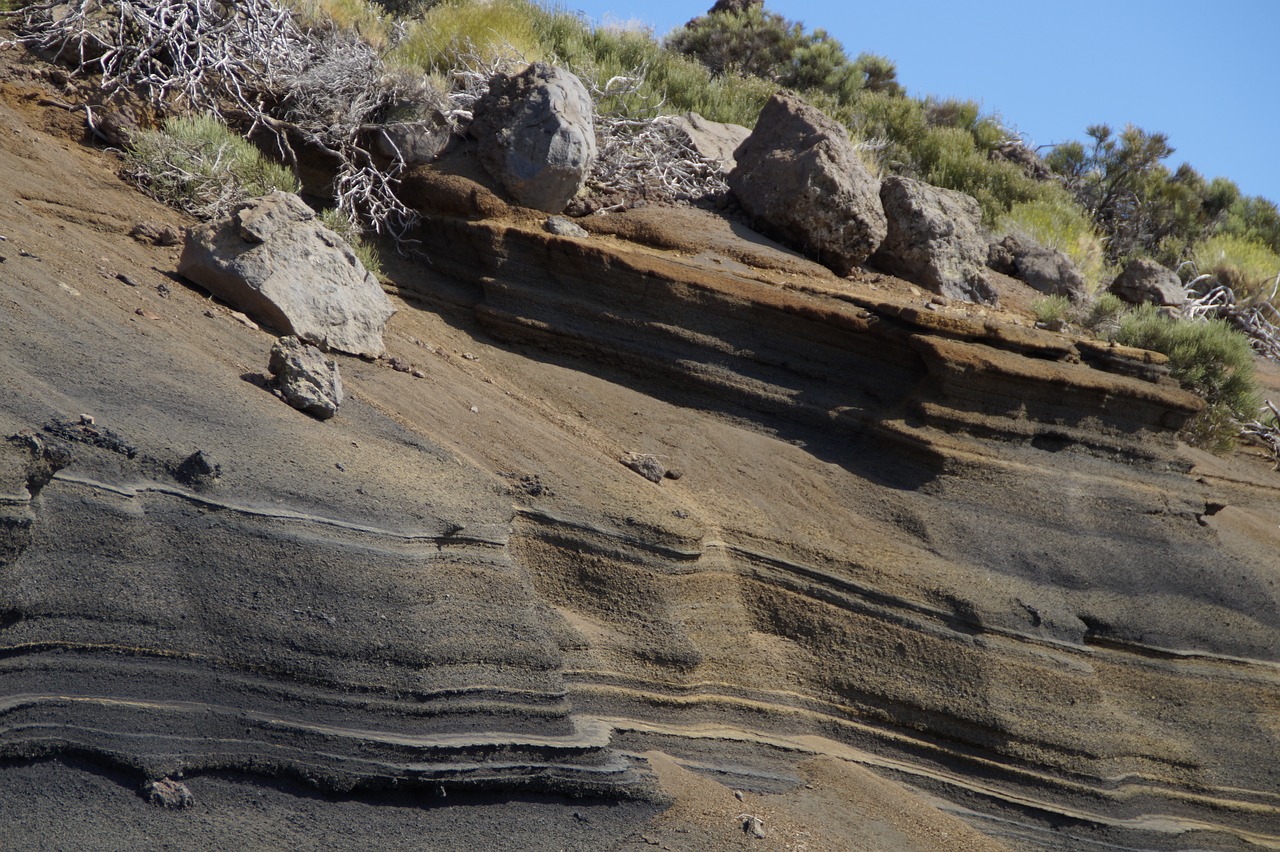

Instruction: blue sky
[558,0,1280,205]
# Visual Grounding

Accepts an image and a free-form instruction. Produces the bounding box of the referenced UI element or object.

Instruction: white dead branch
[1180,269,1280,362]
[1240,400,1280,469]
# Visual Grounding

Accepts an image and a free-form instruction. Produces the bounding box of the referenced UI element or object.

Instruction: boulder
[370,82,455,168]
[1109,258,1185,306]
[663,112,751,174]
[178,192,394,358]
[871,176,997,304]
[1015,244,1087,302]
[989,234,1087,302]
[986,235,1019,276]
[268,336,343,420]
[470,62,596,213]
[728,93,887,276]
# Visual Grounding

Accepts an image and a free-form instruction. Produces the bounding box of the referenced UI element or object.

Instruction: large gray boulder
[1109,258,1185,306]
[663,112,751,174]
[871,176,997,304]
[268,336,343,420]
[178,193,394,358]
[728,93,887,276]
[470,62,596,213]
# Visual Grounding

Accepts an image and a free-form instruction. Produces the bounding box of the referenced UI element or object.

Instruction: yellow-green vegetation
[287,0,392,47]
[390,0,545,74]
[1192,234,1280,300]
[1000,196,1111,293]
[123,115,299,219]
[1115,304,1262,451]
[1031,295,1071,326]
[320,208,385,279]
[1079,292,1127,337]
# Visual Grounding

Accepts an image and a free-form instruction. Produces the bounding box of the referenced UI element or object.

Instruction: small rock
[135,308,160,320]
[156,283,171,298]
[734,790,744,801]
[621,452,666,483]
[229,311,259,330]
[469,405,479,414]
[141,778,193,809]
[462,352,479,361]
[129,222,182,246]
[175,449,220,487]
[268,336,343,421]
[388,357,412,373]
[663,468,683,481]
[544,216,588,238]
[743,815,766,839]
[411,369,426,379]
[58,282,81,297]
[116,272,140,287]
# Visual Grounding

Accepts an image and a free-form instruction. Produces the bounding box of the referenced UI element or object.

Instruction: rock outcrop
[470,62,596,213]
[871,175,998,304]
[1110,257,1185,306]
[728,93,887,276]
[663,111,751,174]
[177,192,395,358]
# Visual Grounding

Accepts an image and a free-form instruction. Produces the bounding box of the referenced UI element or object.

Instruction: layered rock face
[1,90,1279,851]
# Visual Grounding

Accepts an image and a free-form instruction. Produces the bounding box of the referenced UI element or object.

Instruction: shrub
[1191,234,1280,301]
[665,4,864,100]
[123,115,299,219]
[1032,295,1071,326]
[999,195,1111,292]
[1079,292,1127,338]
[1115,304,1261,451]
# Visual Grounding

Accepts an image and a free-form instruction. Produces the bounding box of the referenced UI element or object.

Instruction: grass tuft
[124,115,299,219]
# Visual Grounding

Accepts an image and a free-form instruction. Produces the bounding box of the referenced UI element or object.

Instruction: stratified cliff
[0,66,1277,850]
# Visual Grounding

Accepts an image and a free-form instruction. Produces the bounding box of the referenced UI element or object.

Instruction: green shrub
[1115,304,1261,451]
[320,208,384,279]
[1191,233,1280,301]
[1031,295,1071,326]
[123,115,299,219]
[528,5,774,126]
[1080,292,1127,338]
[999,194,1112,292]
[665,4,867,103]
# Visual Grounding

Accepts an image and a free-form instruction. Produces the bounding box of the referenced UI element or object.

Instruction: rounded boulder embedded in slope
[470,63,597,214]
